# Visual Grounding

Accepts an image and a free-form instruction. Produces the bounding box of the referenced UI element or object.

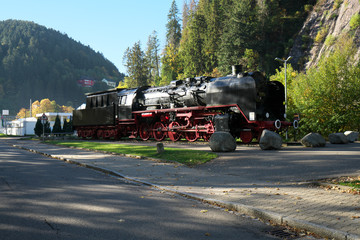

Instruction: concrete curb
[13,144,360,240]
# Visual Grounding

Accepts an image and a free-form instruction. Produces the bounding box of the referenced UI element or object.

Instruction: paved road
[196,143,360,182]
[0,141,287,240]
[110,139,360,182]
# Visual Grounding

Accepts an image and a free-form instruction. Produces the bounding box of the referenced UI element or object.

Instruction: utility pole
[29,99,32,118]
[274,56,292,118]
[275,56,292,140]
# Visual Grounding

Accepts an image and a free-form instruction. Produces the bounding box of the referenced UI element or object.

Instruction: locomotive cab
[117,86,150,120]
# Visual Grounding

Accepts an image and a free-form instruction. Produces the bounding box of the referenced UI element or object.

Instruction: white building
[102,78,117,88]
[5,112,73,136]
[5,117,37,136]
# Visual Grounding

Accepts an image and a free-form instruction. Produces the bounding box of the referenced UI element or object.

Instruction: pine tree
[44,121,51,135]
[217,0,259,74]
[145,31,161,86]
[166,0,182,48]
[52,115,62,135]
[34,118,43,137]
[180,0,223,76]
[68,118,73,133]
[160,44,180,85]
[161,0,182,82]
[182,0,189,30]
[62,118,73,133]
[180,12,207,77]
[123,41,148,87]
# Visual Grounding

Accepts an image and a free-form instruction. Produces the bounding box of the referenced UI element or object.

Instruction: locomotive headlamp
[249,112,255,121]
[266,112,270,118]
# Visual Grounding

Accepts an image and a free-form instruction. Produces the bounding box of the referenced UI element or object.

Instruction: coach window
[97,96,102,107]
[91,97,96,108]
[102,95,107,107]
[106,95,110,106]
[88,97,93,108]
[119,96,127,105]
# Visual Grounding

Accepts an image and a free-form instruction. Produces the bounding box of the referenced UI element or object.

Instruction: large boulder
[344,131,359,143]
[300,133,326,147]
[259,130,282,150]
[328,133,349,144]
[209,131,236,152]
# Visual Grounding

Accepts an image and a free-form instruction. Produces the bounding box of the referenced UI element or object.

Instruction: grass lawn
[338,180,360,189]
[48,141,217,166]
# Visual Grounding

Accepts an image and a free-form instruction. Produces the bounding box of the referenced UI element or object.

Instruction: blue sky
[0,0,183,74]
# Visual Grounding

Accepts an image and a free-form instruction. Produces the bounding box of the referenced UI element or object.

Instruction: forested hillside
[0,20,124,114]
[123,0,316,88]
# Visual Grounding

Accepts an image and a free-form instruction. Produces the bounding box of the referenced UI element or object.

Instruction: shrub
[350,13,360,30]
[324,35,337,46]
[34,118,43,137]
[315,26,329,43]
[291,35,360,135]
[334,0,343,9]
[34,118,51,137]
[304,4,313,12]
[52,115,62,134]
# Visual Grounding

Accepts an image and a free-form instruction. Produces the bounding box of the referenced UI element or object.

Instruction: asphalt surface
[0,141,285,240]
[97,139,360,182]
[5,138,360,240]
[196,143,360,182]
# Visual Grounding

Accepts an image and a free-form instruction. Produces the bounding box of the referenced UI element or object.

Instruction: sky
[0,0,184,74]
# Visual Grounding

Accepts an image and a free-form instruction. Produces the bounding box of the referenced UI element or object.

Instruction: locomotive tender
[73,65,292,143]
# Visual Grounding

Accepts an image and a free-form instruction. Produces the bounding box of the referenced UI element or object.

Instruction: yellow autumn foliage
[16,99,74,119]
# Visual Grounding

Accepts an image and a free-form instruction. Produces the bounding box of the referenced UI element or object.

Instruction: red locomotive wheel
[78,130,85,138]
[240,130,253,144]
[91,129,97,139]
[185,122,199,142]
[114,129,120,140]
[139,123,152,141]
[104,130,111,139]
[97,129,104,139]
[185,131,198,142]
[153,122,166,141]
[84,130,90,138]
[168,122,181,142]
[202,133,211,141]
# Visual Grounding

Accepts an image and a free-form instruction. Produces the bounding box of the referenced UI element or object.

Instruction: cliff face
[290,0,360,71]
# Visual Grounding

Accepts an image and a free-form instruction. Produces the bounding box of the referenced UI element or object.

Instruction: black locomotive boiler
[73,66,293,143]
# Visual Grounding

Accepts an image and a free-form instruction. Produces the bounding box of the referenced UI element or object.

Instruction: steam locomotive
[73,65,293,143]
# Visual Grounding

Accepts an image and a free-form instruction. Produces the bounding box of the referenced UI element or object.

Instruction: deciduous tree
[290,35,360,135]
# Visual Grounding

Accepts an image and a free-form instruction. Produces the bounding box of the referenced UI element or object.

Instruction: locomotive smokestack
[232,65,242,75]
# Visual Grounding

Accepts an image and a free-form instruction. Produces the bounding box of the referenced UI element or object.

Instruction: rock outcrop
[290,0,360,71]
